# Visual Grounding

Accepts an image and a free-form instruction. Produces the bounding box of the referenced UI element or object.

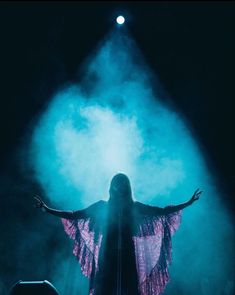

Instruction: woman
[34,173,202,295]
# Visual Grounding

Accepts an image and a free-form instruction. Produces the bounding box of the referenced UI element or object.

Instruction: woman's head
[109,173,133,206]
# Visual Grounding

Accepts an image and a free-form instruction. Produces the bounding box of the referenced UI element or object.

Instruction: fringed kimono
[61,200,182,295]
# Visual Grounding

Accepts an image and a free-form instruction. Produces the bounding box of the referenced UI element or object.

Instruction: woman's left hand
[189,189,203,205]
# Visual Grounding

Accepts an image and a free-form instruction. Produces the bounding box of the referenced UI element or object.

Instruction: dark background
[0,1,234,292]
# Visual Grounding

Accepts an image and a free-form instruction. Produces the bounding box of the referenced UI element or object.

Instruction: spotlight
[116,16,125,25]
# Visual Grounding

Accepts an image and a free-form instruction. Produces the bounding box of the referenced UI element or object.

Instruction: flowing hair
[108,173,133,206]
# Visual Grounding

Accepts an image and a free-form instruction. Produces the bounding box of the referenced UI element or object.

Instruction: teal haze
[29,30,234,294]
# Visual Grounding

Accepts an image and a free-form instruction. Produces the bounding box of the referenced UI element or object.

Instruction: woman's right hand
[34,195,47,210]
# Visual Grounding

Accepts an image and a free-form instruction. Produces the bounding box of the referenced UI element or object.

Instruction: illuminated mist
[29,30,234,294]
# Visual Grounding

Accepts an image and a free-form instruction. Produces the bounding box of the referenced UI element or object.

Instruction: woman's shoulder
[134,201,154,209]
[88,199,107,205]
[134,201,163,216]
[134,201,145,209]
[133,201,149,214]
[96,200,108,206]
[87,199,107,213]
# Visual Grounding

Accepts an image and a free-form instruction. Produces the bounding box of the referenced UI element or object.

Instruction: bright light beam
[30,31,234,295]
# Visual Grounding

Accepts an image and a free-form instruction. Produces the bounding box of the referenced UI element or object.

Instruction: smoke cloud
[28,30,234,294]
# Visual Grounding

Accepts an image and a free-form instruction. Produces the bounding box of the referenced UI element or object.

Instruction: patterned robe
[61,200,182,295]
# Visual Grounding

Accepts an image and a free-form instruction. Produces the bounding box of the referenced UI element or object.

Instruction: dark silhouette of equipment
[9,280,59,295]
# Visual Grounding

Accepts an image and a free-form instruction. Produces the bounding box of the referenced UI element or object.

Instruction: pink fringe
[134,208,182,295]
[61,206,181,295]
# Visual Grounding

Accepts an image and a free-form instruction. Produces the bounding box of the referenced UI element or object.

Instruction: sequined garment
[61,201,181,295]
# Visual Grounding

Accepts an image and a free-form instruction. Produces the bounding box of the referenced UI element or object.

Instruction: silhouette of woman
[34,173,202,295]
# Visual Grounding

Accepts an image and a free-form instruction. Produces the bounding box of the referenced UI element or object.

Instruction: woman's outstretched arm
[162,188,203,214]
[137,189,203,216]
[34,195,87,219]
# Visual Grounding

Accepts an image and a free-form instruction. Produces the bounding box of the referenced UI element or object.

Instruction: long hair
[108,173,133,207]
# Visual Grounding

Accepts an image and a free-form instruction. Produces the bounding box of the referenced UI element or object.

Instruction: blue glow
[29,31,234,294]
[116,15,125,25]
